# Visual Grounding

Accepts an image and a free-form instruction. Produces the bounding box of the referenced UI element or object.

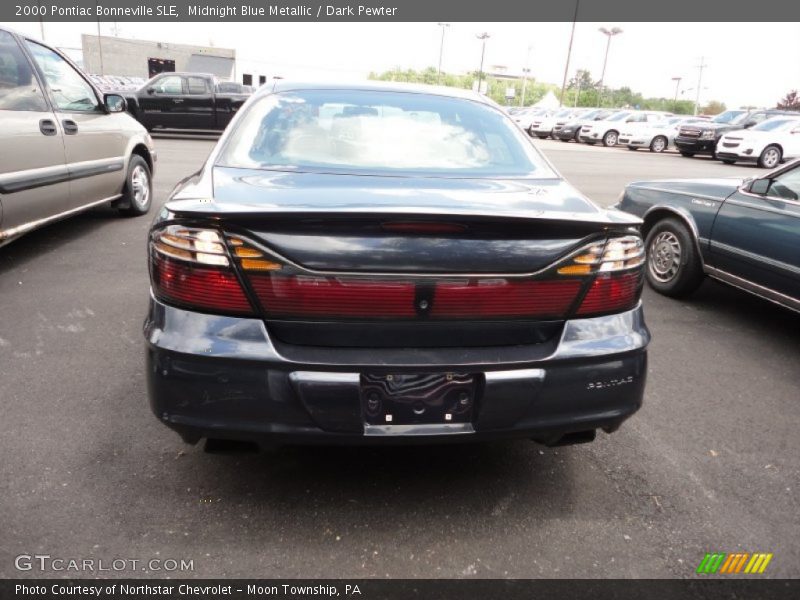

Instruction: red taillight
[576,271,642,316]
[431,279,582,318]
[250,275,416,318]
[151,254,254,315]
[247,274,583,320]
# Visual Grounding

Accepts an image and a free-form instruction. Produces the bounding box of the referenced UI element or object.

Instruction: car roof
[264,79,495,107]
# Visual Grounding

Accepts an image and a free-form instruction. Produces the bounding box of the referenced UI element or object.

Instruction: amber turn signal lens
[234,247,264,258]
[557,264,593,275]
[240,258,283,271]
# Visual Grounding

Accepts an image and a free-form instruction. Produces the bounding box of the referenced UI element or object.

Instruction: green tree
[700,100,726,115]
[777,90,800,111]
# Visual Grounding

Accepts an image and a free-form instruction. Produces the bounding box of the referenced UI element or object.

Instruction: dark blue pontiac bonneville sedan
[144,81,651,450]
[617,160,800,312]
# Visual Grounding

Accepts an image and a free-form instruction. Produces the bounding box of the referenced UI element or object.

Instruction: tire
[644,218,704,298]
[536,134,549,140]
[650,136,668,153]
[602,130,619,147]
[118,155,152,216]
[758,145,782,169]
[627,146,638,151]
[721,159,736,165]
[573,130,581,142]
[679,151,695,157]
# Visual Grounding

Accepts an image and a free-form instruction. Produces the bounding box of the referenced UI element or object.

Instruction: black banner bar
[2,580,799,600]
[3,0,800,22]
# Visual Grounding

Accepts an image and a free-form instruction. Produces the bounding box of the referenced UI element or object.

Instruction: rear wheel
[644,218,704,297]
[602,130,619,147]
[758,145,782,169]
[650,135,668,153]
[118,155,152,216]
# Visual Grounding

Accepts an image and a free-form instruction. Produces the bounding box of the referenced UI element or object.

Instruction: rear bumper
[144,297,650,445]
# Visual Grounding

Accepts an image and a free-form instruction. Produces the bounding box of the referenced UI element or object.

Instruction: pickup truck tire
[119,155,152,217]
[650,136,668,153]
[602,130,618,147]
[644,218,704,297]
[758,145,782,169]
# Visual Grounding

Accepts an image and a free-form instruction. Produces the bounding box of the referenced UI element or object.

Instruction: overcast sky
[7,21,800,107]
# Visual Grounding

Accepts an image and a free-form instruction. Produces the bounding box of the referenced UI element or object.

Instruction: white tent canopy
[532,91,560,110]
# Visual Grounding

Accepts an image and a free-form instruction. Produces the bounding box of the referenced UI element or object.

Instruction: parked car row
[523,103,800,168]
[88,73,147,92]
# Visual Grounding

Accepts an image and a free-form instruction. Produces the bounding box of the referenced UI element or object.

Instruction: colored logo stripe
[696,552,773,574]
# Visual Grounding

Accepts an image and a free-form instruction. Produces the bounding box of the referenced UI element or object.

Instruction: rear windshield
[217,89,555,177]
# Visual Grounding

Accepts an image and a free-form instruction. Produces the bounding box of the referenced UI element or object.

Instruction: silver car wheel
[649,231,682,283]
[604,131,618,146]
[762,148,780,169]
[651,137,666,152]
[131,164,150,208]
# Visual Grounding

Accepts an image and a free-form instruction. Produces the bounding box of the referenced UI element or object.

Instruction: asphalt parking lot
[1,137,798,579]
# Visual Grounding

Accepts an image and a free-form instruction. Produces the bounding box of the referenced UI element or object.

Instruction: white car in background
[580,110,673,147]
[513,107,551,133]
[529,108,580,139]
[716,116,800,168]
[619,116,708,153]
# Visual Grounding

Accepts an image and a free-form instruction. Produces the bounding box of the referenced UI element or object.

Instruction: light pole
[597,26,623,106]
[671,76,682,103]
[476,32,490,93]
[437,23,449,84]
[559,0,580,108]
[519,44,532,106]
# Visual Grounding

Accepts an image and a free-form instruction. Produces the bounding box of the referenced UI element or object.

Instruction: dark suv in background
[675,109,793,158]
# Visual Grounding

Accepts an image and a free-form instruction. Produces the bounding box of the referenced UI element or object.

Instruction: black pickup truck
[125,72,251,132]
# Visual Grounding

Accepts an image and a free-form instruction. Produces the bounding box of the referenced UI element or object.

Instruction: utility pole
[96,19,104,75]
[436,23,449,84]
[520,45,532,106]
[694,57,707,116]
[36,0,45,40]
[559,0,580,108]
[476,32,490,93]
[574,73,582,107]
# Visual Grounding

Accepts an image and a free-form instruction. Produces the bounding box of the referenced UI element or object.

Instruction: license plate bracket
[361,373,476,426]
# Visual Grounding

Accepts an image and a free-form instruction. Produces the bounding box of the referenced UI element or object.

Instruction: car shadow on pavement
[688,278,800,339]
[0,206,122,275]
[170,440,586,528]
